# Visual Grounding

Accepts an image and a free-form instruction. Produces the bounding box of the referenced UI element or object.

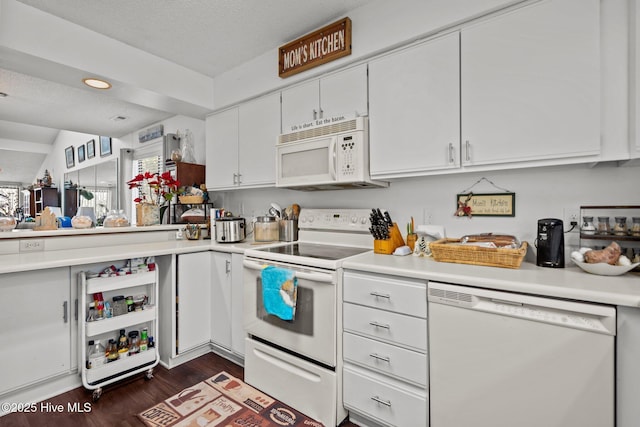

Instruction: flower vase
[136,203,160,226]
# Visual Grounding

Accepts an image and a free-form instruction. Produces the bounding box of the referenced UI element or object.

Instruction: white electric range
[242,208,373,427]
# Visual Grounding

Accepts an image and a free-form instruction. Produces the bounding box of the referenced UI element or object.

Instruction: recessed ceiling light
[82,78,112,89]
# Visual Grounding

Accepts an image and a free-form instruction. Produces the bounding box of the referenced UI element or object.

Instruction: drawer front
[344,366,428,427]
[344,332,428,387]
[344,271,427,317]
[344,303,427,351]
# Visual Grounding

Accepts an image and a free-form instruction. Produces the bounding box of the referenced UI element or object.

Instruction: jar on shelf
[581,216,596,235]
[613,217,627,235]
[104,209,130,227]
[631,217,640,236]
[597,216,610,235]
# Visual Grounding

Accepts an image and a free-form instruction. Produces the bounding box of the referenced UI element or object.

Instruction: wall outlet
[20,239,45,252]
[563,207,580,231]
[423,208,433,225]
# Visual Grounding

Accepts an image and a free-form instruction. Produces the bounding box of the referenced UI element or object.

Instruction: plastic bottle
[128,330,140,355]
[117,329,129,358]
[87,340,106,369]
[140,328,148,352]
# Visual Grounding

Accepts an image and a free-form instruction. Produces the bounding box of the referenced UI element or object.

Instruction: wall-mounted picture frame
[65,146,75,168]
[77,144,86,163]
[99,136,112,157]
[86,139,95,159]
[456,192,516,217]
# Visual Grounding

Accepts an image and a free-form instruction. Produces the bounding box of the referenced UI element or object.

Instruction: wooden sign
[279,17,352,78]
[456,193,516,217]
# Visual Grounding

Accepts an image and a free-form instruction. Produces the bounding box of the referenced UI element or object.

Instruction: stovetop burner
[256,242,370,261]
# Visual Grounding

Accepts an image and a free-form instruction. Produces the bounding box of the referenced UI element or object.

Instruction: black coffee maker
[536,218,565,268]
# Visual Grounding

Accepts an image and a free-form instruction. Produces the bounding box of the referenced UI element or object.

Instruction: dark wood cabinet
[175,162,205,187]
[64,188,78,218]
[30,187,59,215]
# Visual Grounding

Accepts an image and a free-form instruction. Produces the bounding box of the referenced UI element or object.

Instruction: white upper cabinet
[238,92,280,187]
[461,0,601,167]
[206,108,238,189]
[281,64,368,133]
[369,33,460,178]
[206,92,280,190]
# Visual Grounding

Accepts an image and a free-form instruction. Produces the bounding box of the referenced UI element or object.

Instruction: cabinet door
[230,253,244,356]
[0,268,70,395]
[238,93,281,187]
[369,33,460,178]
[205,108,239,190]
[461,0,600,166]
[320,63,368,122]
[177,252,211,353]
[211,252,232,349]
[281,79,320,133]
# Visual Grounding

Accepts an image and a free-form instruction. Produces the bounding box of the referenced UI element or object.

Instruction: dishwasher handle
[428,282,616,336]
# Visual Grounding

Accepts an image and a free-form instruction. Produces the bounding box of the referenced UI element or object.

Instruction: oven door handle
[243,259,334,283]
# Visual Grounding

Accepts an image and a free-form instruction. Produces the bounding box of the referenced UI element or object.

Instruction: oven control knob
[351,216,358,224]
[360,217,368,225]
[308,216,314,223]
[300,216,307,223]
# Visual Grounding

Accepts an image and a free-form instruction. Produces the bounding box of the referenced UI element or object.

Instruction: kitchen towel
[261,265,297,320]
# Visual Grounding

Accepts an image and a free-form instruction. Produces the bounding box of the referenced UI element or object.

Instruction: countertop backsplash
[223,162,640,265]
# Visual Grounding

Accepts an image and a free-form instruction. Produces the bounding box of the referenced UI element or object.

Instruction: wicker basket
[430,238,528,269]
[178,195,204,204]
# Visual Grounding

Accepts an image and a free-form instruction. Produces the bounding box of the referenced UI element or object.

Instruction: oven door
[243,257,337,366]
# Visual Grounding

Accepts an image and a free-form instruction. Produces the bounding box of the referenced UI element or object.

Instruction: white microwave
[276,117,388,190]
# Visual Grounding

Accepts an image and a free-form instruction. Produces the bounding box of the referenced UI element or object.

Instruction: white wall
[35,130,130,195]
[119,115,206,165]
[221,163,640,260]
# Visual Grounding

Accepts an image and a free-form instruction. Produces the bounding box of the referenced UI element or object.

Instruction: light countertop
[342,252,640,307]
[0,236,272,275]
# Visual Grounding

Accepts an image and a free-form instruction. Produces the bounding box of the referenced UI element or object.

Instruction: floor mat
[138,371,324,426]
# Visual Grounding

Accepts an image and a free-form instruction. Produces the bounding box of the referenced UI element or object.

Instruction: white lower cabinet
[343,271,428,427]
[176,251,243,359]
[210,251,232,350]
[177,252,212,353]
[0,268,71,396]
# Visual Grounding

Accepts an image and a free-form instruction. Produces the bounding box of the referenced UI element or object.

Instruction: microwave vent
[279,118,362,144]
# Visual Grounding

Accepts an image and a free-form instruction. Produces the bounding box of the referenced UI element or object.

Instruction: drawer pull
[371,396,392,407]
[369,353,390,363]
[369,321,390,330]
[370,291,391,299]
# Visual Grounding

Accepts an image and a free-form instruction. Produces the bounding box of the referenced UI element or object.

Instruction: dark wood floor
[1,353,357,427]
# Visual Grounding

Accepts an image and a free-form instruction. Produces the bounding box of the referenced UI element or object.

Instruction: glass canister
[254,216,279,242]
[104,209,130,227]
[613,216,627,235]
[597,216,610,235]
[581,216,596,235]
[631,217,640,236]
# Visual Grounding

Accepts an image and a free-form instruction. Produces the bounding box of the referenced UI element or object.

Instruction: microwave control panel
[338,135,360,179]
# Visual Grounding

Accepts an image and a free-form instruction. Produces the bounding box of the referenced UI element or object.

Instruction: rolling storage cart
[79,268,160,401]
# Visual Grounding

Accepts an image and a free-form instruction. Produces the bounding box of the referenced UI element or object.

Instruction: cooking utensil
[268,202,282,218]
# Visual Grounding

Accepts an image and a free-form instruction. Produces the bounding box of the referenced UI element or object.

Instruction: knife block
[374,223,406,254]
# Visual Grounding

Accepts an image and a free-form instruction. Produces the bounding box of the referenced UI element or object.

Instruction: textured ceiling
[0,0,375,184]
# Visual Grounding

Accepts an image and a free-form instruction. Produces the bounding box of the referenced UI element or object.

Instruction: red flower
[127,171,180,205]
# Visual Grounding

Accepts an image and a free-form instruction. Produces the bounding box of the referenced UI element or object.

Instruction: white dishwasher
[428,282,615,427]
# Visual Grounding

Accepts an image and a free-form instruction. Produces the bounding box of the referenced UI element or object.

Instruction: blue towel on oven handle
[261,265,297,321]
